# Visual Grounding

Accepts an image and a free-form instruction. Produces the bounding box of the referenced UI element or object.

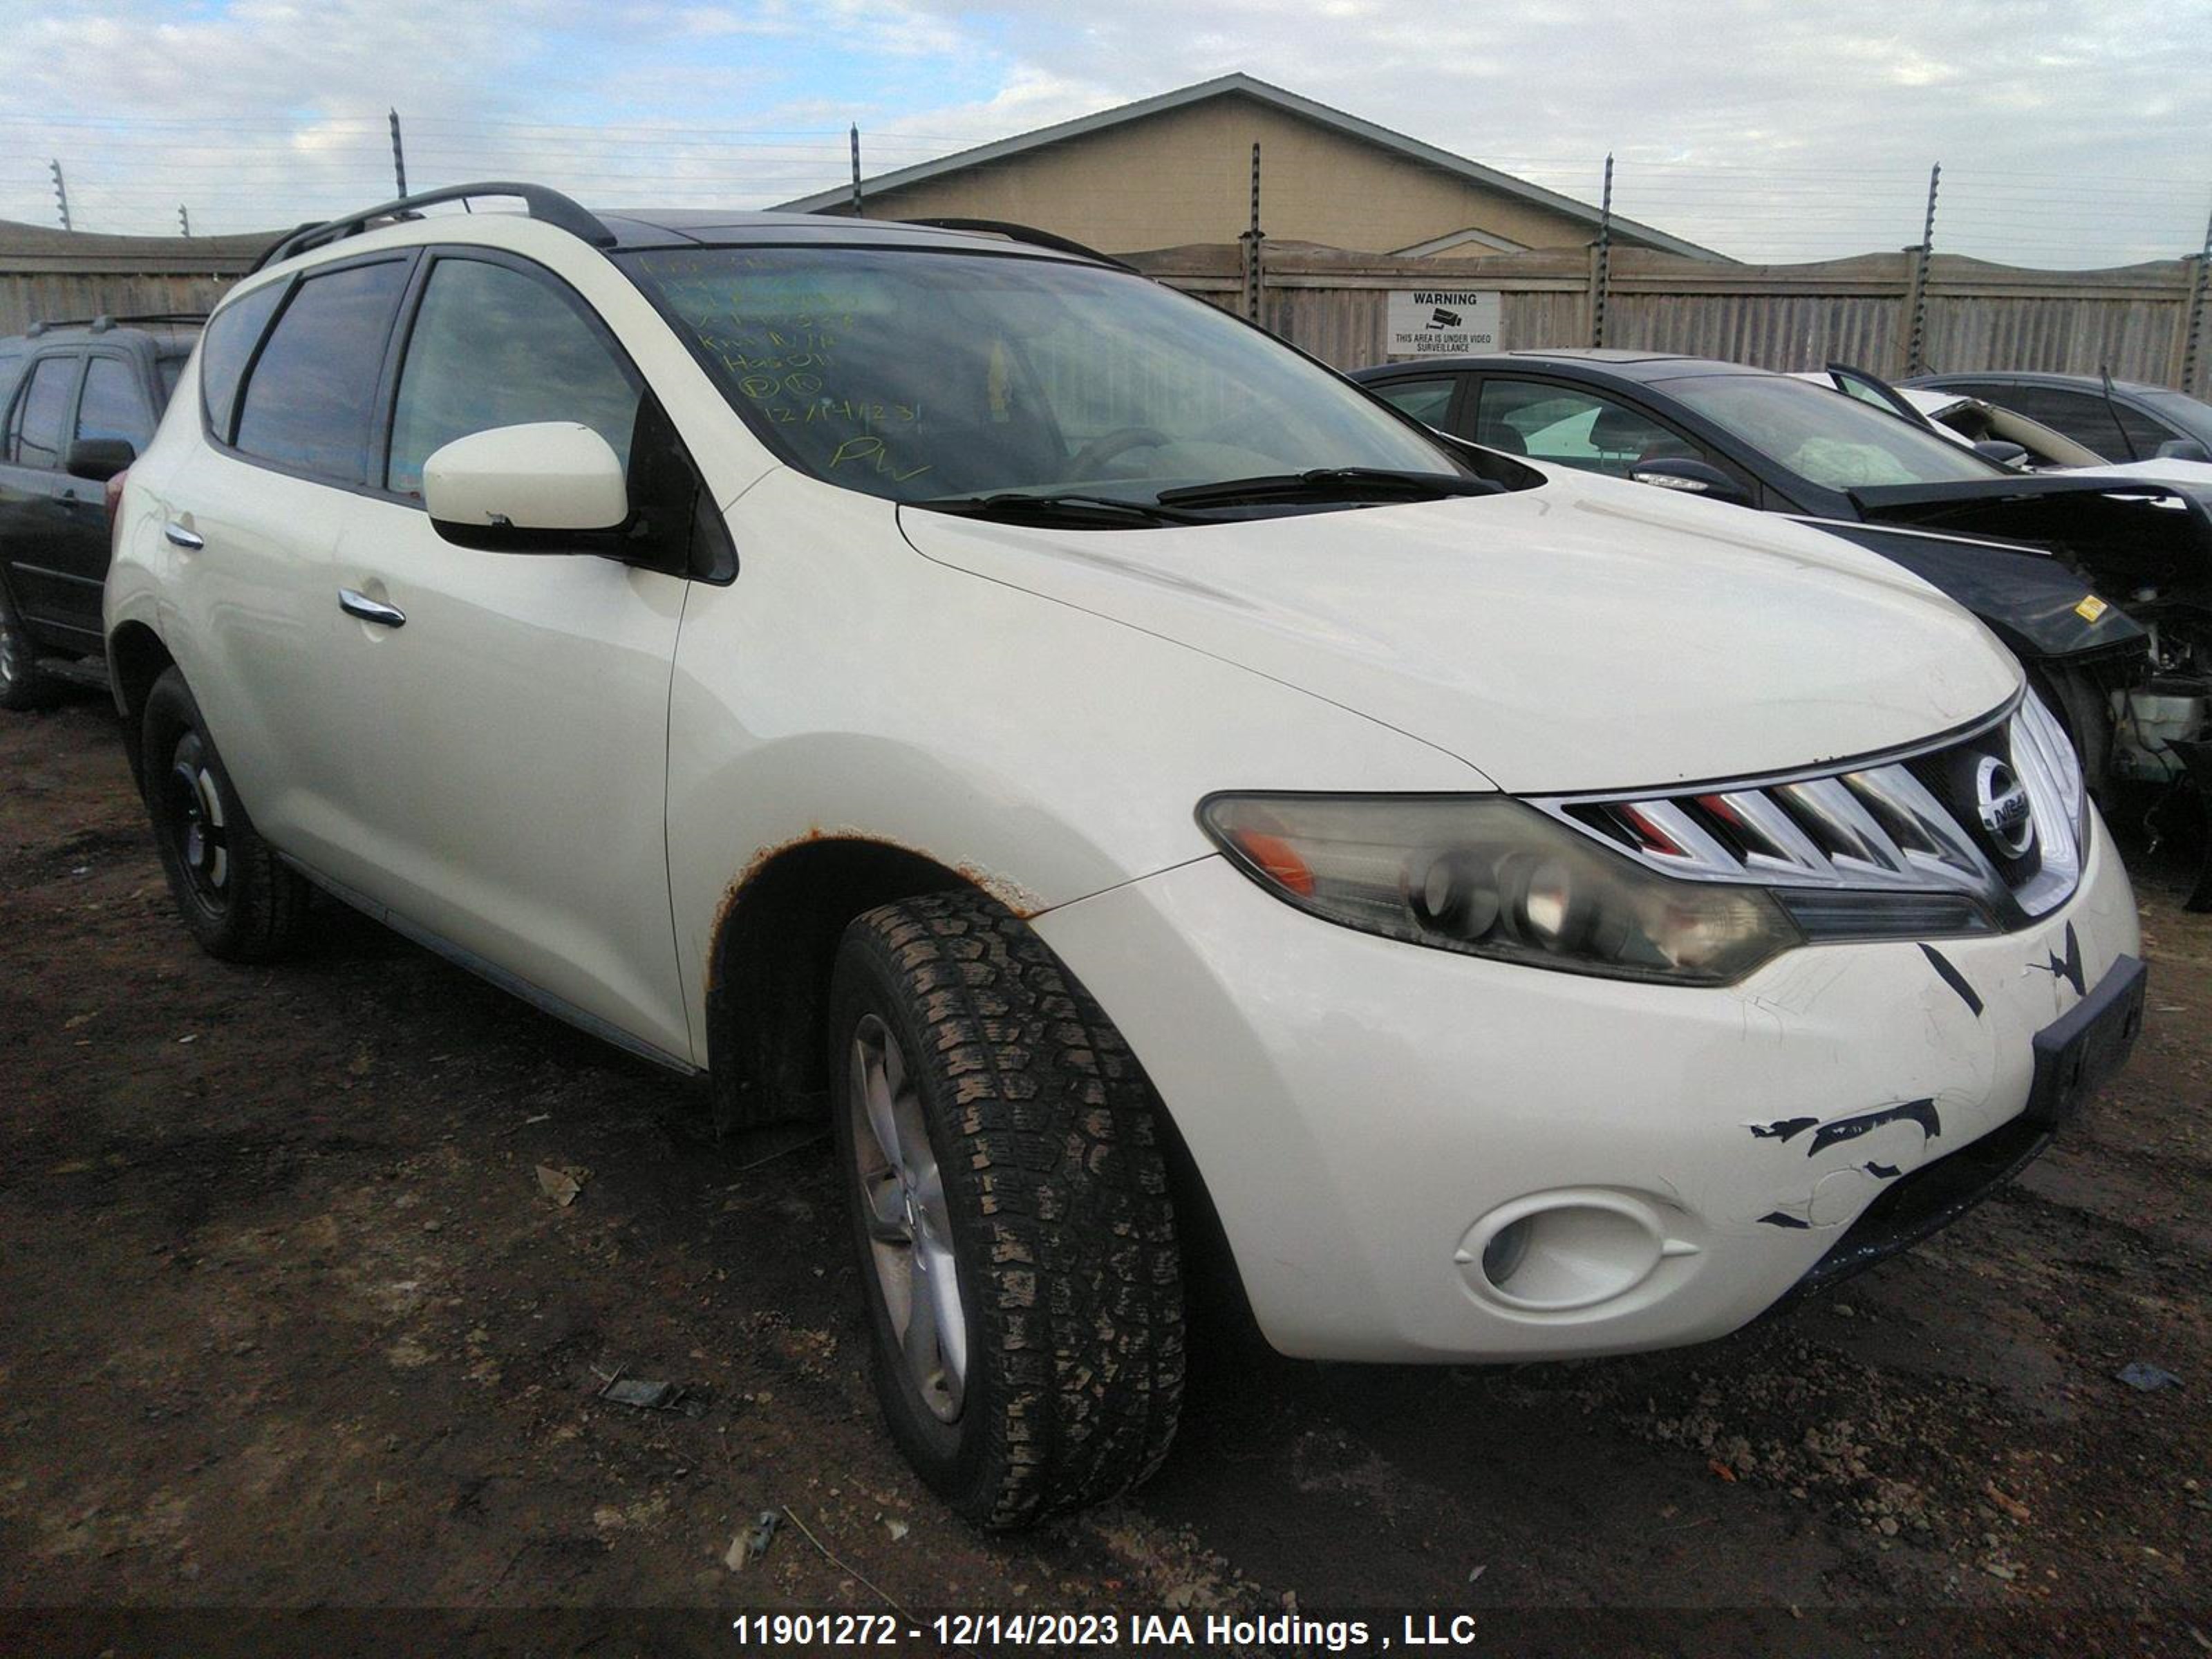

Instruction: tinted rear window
[234,260,411,484]
[200,282,285,442]
[1371,376,1458,429]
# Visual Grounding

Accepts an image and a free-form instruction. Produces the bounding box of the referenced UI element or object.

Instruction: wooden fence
[5,221,2206,400]
[0,222,263,335]
[1132,242,2212,397]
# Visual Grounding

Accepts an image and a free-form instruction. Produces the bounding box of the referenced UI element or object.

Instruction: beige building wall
[847,95,1598,256]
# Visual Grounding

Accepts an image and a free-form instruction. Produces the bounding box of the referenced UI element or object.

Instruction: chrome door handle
[163,523,204,550]
[339,588,406,628]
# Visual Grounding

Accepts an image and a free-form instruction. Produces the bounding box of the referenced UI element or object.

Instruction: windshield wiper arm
[908,491,1199,527]
[1155,467,1501,509]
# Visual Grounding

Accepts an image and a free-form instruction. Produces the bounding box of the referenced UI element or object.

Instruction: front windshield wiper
[907,491,1201,528]
[1154,467,1502,509]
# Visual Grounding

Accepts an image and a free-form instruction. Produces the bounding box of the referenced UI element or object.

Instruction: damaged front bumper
[1774,944,2144,1306]
[1033,813,2143,1364]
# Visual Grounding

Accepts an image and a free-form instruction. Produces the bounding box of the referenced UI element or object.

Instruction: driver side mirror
[2154,438,2212,465]
[1971,439,2031,469]
[65,438,135,482]
[424,422,629,553]
[1627,457,1753,509]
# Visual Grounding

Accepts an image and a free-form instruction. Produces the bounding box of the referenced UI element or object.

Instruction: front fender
[662,476,1486,1067]
[1803,520,2148,666]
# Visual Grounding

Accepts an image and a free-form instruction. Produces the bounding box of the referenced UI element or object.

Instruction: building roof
[778,73,1728,263]
[0,218,276,274]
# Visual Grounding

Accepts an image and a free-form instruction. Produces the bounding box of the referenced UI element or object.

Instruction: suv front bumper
[1034,816,2141,1362]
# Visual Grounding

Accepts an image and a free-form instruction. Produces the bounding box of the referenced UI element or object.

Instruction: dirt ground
[2,689,2208,1658]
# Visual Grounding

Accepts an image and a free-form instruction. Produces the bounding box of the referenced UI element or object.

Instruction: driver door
[315,250,695,1062]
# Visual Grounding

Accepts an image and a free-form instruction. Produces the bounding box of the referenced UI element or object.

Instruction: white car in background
[106,185,2148,1528]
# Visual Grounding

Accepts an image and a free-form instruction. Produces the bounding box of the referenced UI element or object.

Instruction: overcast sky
[2,0,2207,264]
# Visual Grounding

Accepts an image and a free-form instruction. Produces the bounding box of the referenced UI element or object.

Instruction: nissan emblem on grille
[1531,696,2085,928]
[1976,755,2035,857]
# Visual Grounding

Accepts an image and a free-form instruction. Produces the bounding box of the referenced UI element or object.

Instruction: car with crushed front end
[107,185,2146,1529]
[1347,350,2212,805]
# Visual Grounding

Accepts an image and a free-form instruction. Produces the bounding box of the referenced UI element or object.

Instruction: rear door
[153,255,416,843]
[0,351,87,644]
[311,247,693,1060]
[1364,373,1468,435]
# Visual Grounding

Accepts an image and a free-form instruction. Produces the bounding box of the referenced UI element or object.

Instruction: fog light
[1457,1190,1700,1313]
[1481,1217,1533,1288]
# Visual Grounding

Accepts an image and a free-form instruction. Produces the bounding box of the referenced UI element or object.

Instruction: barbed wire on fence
[2,112,2205,272]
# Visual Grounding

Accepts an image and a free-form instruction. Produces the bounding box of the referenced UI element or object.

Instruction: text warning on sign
[1385,289,1502,357]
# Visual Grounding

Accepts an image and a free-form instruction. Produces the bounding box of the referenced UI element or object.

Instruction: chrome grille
[1535,694,2085,928]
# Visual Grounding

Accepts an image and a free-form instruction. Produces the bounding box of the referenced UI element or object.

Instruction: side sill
[276,853,702,1078]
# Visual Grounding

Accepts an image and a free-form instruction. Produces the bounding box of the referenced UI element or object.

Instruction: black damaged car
[1351,350,2212,841]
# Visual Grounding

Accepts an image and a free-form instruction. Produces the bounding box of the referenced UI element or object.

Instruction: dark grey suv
[1904,371,2212,465]
[0,314,200,708]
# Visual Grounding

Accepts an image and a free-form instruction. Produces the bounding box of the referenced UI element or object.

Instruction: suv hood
[899,471,2019,794]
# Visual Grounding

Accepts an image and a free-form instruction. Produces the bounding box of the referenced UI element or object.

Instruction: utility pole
[1902,162,1941,377]
[2182,192,2211,396]
[50,158,71,231]
[1589,153,1614,347]
[388,107,408,198]
[178,204,191,238]
[850,124,863,217]
[1239,142,1264,323]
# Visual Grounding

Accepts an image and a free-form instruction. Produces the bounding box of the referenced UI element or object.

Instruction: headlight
[1199,794,1804,986]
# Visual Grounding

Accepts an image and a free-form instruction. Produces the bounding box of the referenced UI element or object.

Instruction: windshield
[621,245,1468,507]
[1663,373,2008,491]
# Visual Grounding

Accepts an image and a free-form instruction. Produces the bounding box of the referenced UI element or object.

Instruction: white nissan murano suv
[106,184,2147,1528]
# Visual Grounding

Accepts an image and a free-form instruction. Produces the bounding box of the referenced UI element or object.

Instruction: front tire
[828,891,1184,1529]
[142,667,310,961]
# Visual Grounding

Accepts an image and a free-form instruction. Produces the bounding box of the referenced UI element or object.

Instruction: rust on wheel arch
[702,829,1047,1132]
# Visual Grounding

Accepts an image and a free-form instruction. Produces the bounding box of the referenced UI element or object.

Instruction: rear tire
[0,588,52,711]
[828,890,1184,1529]
[142,667,310,961]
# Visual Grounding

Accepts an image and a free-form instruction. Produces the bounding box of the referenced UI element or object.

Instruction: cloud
[0,0,2204,264]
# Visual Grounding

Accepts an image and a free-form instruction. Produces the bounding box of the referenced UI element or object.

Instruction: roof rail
[249,182,616,274]
[27,311,207,337]
[898,217,1134,272]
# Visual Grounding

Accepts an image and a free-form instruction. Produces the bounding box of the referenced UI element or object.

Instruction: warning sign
[1385,289,1502,357]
